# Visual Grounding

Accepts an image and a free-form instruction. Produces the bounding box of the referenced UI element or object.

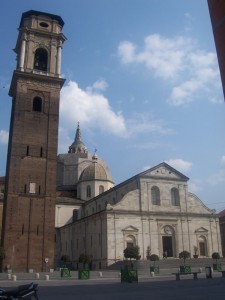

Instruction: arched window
[171,188,180,206]
[86,185,91,198]
[33,48,48,71]
[151,186,160,205]
[99,185,104,194]
[33,97,42,112]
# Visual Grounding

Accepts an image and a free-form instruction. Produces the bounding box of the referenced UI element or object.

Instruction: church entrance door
[162,236,173,257]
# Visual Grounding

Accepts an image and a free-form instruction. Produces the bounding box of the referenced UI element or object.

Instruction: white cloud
[118,41,136,64]
[207,169,225,186]
[0,130,9,144]
[60,80,126,137]
[87,79,108,92]
[188,180,202,194]
[141,165,151,172]
[118,34,222,106]
[118,34,193,80]
[165,158,192,173]
[59,81,173,143]
[126,112,174,136]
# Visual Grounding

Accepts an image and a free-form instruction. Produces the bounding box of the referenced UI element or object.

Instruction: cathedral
[55,124,221,269]
[1,10,222,272]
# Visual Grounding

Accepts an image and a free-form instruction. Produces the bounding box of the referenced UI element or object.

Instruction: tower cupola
[68,123,88,155]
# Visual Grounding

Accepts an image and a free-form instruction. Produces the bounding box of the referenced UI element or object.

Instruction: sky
[0,0,225,212]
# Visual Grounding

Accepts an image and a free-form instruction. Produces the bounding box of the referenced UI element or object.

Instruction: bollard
[45,275,49,281]
[99,272,103,277]
[12,275,17,281]
[36,273,39,279]
[150,271,155,277]
[7,274,12,280]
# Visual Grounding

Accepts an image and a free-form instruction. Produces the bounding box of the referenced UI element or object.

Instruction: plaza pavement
[0,269,224,300]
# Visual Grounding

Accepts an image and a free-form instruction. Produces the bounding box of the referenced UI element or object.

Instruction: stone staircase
[108,258,225,270]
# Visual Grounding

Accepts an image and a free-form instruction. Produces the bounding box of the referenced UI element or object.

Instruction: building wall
[57,164,221,268]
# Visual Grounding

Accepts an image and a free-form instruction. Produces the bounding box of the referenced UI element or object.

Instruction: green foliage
[212,252,220,262]
[193,246,198,254]
[149,254,159,266]
[61,254,70,262]
[124,246,140,261]
[179,250,190,265]
[78,254,90,267]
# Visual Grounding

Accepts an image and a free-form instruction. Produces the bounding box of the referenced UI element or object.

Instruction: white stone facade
[57,163,221,269]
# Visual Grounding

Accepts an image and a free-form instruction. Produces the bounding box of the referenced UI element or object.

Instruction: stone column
[56,40,62,75]
[19,34,26,71]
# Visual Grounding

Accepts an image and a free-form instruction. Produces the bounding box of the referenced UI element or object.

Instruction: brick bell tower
[1,10,66,271]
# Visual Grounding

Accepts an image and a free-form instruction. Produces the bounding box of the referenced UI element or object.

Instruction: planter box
[150,266,159,274]
[180,265,191,273]
[78,269,90,280]
[213,263,222,271]
[61,268,70,278]
[121,269,138,283]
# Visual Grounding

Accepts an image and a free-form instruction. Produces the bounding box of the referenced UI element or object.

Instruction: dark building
[208,1,225,256]
[1,11,66,272]
[219,210,225,257]
[208,0,225,99]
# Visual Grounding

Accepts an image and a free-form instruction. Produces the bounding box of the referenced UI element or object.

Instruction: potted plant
[60,255,71,278]
[179,250,191,273]
[193,246,199,258]
[78,254,90,279]
[149,254,159,274]
[212,252,221,271]
[121,246,139,283]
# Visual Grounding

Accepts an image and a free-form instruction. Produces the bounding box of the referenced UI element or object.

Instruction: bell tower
[1,10,66,271]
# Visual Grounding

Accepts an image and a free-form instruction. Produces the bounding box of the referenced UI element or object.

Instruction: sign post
[44,258,49,272]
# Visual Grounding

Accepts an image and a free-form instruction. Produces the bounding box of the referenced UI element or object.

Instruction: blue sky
[0,0,225,212]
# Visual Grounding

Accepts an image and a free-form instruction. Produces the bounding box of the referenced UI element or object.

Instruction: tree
[149,254,159,267]
[212,252,220,264]
[124,245,140,261]
[61,254,70,267]
[179,250,190,265]
[78,254,90,268]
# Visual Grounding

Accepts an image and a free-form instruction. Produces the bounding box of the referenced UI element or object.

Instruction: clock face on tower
[164,226,172,235]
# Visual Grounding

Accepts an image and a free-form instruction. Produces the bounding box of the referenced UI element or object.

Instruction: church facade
[56,126,221,269]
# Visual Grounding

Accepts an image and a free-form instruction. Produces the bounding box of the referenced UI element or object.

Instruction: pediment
[141,162,189,181]
[195,227,208,233]
[122,225,139,232]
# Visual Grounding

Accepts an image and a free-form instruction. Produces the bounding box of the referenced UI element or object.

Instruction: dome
[79,162,108,181]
